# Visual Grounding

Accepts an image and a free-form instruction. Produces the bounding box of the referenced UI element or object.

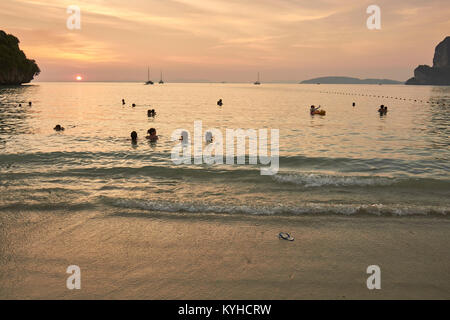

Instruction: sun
[76,75,83,81]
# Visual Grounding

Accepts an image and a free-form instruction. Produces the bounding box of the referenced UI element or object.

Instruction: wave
[1,152,448,173]
[0,151,169,165]
[272,173,396,187]
[0,202,95,212]
[272,173,450,190]
[109,198,449,217]
[1,193,447,216]
[2,161,449,192]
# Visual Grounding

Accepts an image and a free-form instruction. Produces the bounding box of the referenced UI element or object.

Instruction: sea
[0,82,449,217]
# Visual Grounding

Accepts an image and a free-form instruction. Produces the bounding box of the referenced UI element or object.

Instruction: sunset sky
[1,0,449,82]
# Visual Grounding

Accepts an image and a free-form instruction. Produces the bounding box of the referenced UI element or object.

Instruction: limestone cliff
[0,30,40,85]
[406,36,450,85]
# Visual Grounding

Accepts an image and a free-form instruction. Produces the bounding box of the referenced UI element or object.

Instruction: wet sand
[0,210,449,299]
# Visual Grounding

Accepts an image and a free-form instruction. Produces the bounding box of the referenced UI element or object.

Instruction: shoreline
[1,209,449,299]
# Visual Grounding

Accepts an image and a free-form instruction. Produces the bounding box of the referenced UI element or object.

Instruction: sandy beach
[1,83,449,300]
[1,210,448,300]
[2,0,450,303]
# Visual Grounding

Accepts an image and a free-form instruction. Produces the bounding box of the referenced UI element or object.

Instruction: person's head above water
[131,131,138,141]
[54,125,64,131]
[146,128,158,141]
[132,103,136,107]
[205,131,213,143]
[180,130,188,142]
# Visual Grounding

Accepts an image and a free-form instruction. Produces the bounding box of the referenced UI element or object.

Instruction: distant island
[300,76,403,85]
[0,30,40,85]
[406,36,450,85]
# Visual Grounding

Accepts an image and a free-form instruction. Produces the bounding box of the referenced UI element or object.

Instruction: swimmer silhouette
[217,99,223,106]
[310,105,321,115]
[378,105,387,116]
[180,131,189,144]
[205,131,213,143]
[131,131,138,143]
[54,125,65,131]
[146,128,158,142]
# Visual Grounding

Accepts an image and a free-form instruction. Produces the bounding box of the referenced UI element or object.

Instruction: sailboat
[145,67,154,85]
[254,72,261,85]
[159,71,164,84]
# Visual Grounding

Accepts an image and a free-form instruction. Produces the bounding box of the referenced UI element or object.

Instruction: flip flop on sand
[279,232,294,241]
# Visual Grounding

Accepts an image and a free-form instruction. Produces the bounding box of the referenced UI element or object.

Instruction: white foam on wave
[272,173,395,187]
[112,198,448,217]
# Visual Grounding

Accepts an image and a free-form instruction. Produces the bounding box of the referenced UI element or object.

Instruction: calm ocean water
[0,82,449,216]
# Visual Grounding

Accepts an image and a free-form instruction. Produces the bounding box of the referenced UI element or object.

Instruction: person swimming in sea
[378,105,387,115]
[205,131,213,143]
[217,99,223,106]
[132,103,136,108]
[146,128,158,142]
[147,109,156,117]
[122,99,126,105]
[54,125,65,131]
[179,130,189,143]
[310,105,321,115]
[28,102,32,107]
[130,131,138,143]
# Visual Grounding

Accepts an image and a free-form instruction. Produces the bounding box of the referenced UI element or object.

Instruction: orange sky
[1,0,449,82]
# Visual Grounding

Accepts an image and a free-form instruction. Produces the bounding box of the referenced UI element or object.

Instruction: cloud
[1,0,449,81]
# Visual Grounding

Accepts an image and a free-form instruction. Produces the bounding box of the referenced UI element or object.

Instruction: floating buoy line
[293,87,448,107]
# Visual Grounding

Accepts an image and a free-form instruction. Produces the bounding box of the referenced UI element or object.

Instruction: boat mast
[254,72,261,84]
